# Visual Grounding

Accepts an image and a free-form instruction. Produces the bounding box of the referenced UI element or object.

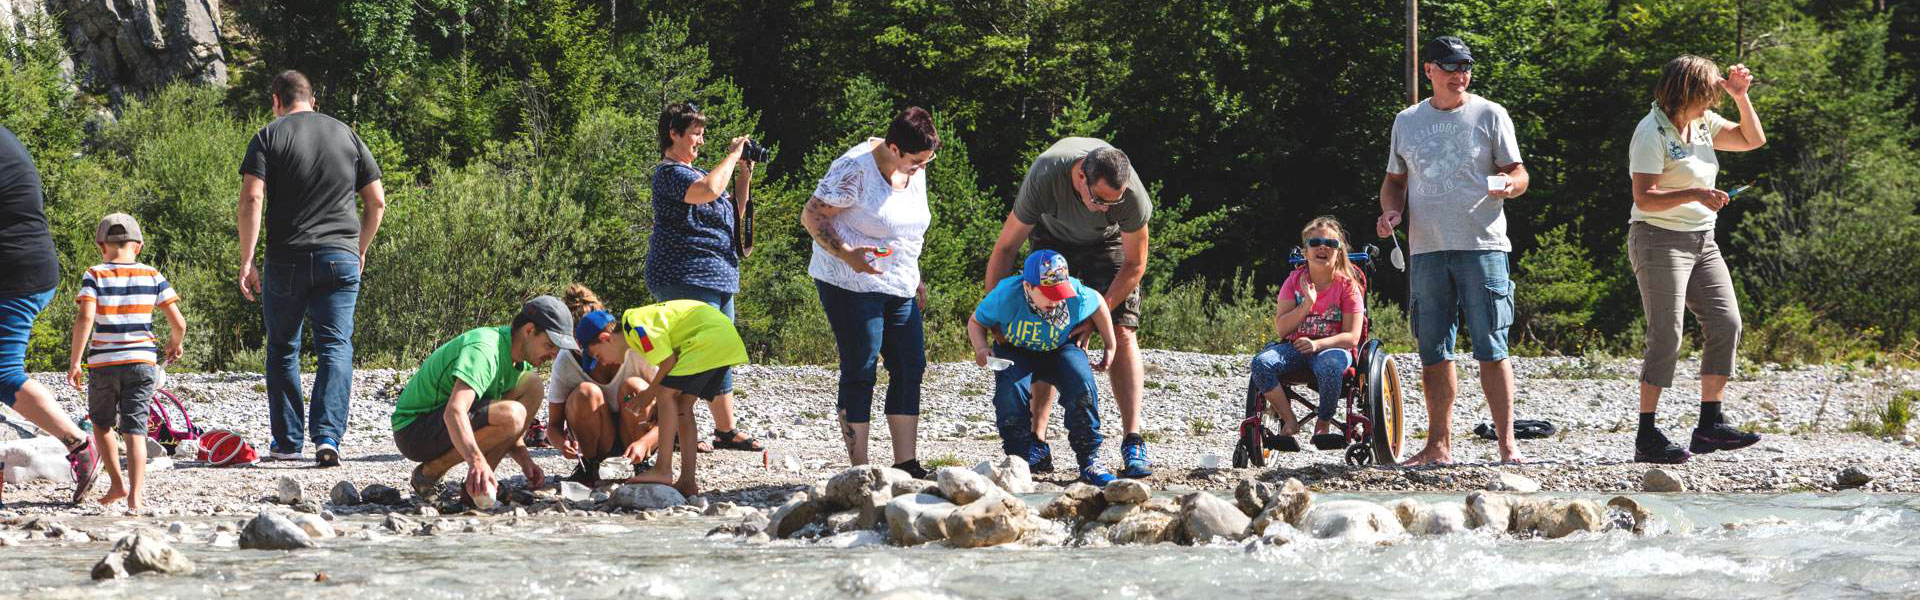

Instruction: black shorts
[1030,230,1142,329]
[393,400,492,462]
[658,366,732,401]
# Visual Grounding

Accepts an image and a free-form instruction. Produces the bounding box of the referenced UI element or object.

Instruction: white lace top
[807,139,930,298]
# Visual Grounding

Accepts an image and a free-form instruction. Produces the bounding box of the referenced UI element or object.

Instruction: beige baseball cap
[95,213,144,244]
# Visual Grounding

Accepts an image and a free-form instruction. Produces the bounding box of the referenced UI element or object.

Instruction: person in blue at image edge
[968,250,1118,486]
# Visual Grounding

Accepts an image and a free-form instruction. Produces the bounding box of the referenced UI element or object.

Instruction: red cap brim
[1037,283,1076,301]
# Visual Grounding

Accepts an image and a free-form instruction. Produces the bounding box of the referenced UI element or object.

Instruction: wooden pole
[1407,0,1420,105]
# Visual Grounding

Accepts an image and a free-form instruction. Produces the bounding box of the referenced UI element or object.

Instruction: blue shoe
[1079,461,1116,486]
[315,438,341,468]
[1120,434,1153,478]
[1028,441,1055,473]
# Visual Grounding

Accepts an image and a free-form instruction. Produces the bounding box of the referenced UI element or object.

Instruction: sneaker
[1690,423,1761,455]
[266,449,304,462]
[893,459,929,480]
[565,458,603,485]
[315,439,341,468]
[410,463,446,504]
[1079,461,1117,486]
[524,419,549,448]
[1633,430,1692,464]
[1027,441,1055,473]
[1119,434,1153,479]
[66,438,101,504]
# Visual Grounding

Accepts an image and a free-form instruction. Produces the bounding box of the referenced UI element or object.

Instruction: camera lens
[743,140,772,163]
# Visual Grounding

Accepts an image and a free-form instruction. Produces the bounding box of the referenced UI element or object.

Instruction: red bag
[196,429,257,467]
[146,389,203,454]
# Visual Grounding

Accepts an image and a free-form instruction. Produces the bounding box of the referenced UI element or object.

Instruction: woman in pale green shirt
[1624,54,1767,465]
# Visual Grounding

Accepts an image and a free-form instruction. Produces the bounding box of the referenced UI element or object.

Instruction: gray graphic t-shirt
[1385,94,1523,255]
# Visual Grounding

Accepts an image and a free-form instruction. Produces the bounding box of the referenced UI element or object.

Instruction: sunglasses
[1436,62,1474,73]
[1305,237,1341,249]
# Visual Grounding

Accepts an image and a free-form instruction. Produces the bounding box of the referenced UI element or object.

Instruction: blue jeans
[0,287,56,404]
[1249,341,1353,421]
[648,281,736,392]
[814,279,924,423]
[1408,250,1514,367]
[991,343,1102,463]
[263,249,360,453]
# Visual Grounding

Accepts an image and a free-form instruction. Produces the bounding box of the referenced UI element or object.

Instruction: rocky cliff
[1,0,228,100]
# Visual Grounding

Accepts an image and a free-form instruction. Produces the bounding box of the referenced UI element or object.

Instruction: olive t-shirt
[391,327,532,430]
[0,124,58,296]
[238,111,383,260]
[1012,137,1153,246]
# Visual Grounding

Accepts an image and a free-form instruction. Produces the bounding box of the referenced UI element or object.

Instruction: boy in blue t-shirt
[967,250,1117,485]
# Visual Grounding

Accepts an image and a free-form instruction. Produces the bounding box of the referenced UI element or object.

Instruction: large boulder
[891,478,938,498]
[609,484,687,511]
[1177,492,1251,543]
[238,511,314,550]
[91,532,195,580]
[1102,479,1151,504]
[1465,491,1514,532]
[1106,511,1178,545]
[827,465,914,507]
[768,492,836,539]
[1300,500,1405,543]
[935,467,996,505]
[1234,478,1277,517]
[1511,498,1607,539]
[885,493,958,546]
[1248,479,1313,535]
[942,492,1031,548]
[1389,499,1470,535]
[973,456,1035,495]
[1039,482,1108,521]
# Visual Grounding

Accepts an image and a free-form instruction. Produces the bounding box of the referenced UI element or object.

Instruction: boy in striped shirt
[65,213,185,511]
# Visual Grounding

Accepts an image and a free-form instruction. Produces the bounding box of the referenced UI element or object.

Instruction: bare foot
[1398,445,1453,467]
[625,471,675,486]
[97,487,128,506]
[1498,446,1528,465]
[127,498,144,512]
[672,479,699,497]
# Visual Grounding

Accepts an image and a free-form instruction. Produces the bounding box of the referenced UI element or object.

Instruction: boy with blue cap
[967,250,1118,485]
[618,299,748,496]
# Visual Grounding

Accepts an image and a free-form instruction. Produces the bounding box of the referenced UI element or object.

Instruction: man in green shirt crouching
[392,296,576,505]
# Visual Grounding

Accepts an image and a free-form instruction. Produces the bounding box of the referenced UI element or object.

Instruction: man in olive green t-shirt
[983,137,1155,479]
[393,296,576,505]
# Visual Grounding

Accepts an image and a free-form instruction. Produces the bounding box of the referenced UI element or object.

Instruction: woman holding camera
[645,101,763,453]
[801,107,941,478]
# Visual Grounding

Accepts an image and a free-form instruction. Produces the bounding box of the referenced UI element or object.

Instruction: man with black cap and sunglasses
[1377,36,1531,466]
[391,295,575,506]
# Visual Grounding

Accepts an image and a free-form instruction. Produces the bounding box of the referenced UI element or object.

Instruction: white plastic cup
[1199,454,1222,469]
[984,357,1014,371]
[1486,174,1511,193]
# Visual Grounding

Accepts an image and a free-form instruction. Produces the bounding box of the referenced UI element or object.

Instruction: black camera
[743,140,773,163]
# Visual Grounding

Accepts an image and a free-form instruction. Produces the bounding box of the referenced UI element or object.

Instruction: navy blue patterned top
[647,162,740,294]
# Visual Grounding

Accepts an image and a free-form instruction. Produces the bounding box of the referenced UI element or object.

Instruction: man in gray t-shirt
[1377,36,1530,465]
[984,137,1155,478]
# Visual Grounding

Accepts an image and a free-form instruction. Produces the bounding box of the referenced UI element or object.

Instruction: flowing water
[6,492,1918,599]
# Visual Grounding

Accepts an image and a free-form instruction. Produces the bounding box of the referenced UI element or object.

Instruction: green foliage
[1513,224,1605,355]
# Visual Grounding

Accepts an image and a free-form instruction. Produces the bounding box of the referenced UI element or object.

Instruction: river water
[5,492,1917,599]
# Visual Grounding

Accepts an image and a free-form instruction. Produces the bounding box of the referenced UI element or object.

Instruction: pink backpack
[146,389,203,454]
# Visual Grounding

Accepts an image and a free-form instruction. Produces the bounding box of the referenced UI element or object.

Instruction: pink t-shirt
[1276,270,1365,341]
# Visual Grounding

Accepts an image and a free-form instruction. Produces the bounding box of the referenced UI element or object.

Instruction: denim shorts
[0,287,57,404]
[1408,250,1514,366]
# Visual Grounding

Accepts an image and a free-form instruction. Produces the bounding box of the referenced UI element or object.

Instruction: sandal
[710,429,765,452]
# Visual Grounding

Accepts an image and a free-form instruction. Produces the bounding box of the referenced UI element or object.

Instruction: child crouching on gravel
[548,284,660,485]
[65,214,186,512]
[618,300,748,497]
[967,250,1117,486]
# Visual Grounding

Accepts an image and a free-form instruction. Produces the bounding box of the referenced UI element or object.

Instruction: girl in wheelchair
[1249,216,1366,452]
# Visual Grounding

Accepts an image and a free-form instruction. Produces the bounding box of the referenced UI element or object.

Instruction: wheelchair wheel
[1361,340,1407,465]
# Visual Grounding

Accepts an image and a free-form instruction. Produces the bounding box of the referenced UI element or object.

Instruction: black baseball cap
[521,295,579,351]
[1422,36,1474,64]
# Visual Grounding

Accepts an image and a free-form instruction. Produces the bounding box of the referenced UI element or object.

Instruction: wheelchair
[1231,245,1407,467]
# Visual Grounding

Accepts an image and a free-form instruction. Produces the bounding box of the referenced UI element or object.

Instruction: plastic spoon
[1389,231,1406,272]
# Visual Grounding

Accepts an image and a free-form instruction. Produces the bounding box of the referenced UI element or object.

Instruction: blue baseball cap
[1022,250,1077,301]
[574,310,615,351]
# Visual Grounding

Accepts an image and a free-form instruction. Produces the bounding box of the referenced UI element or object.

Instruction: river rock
[1249,479,1313,535]
[1102,479,1150,504]
[1466,491,1512,531]
[92,532,194,580]
[891,478,938,498]
[1300,500,1404,542]
[1390,499,1470,535]
[769,492,834,539]
[942,492,1031,548]
[826,510,859,533]
[238,511,314,550]
[1106,510,1177,545]
[1835,467,1874,488]
[852,491,890,530]
[275,476,303,505]
[1488,471,1541,493]
[609,484,686,510]
[1234,479,1276,517]
[329,481,361,506]
[973,456,1035,494]
[1607,496,1651,534]
[0,435,73,484]
[380,514,420,536]
[290,514,336,539]
[559,481,592,502]
[935,467,996,505]
[1643,468,1686,492]
[1511,498,1607,539]
[1177,492,1251,543]
[361,484,405,506]
[885,493,957,546]
[827,465,914,507]
[1039,482,1108,521]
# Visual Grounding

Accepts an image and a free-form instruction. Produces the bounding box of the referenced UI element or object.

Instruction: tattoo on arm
[804,198,846,253]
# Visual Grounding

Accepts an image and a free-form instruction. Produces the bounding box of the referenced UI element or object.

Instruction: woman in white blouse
[1625,55,1766,465]
[800,107,940,479]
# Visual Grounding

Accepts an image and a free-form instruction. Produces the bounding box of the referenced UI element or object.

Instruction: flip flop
[1310,433,1348,451]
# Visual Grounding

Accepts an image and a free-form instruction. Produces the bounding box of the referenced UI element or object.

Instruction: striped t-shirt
[75,262,179,368]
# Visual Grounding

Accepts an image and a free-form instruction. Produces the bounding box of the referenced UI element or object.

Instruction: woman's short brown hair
[657,102,708,152]
[1654,55,1723,120]
[884,107,940,154]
